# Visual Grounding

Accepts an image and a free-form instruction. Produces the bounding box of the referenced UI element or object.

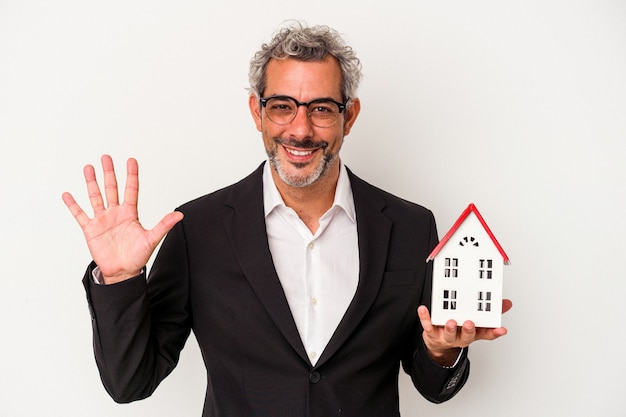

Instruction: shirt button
[309,371,321,384]
[310,351,317,360]
[311,297,317,306]
[308,242,314,250]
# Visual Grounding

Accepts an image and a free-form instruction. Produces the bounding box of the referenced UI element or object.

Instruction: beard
[267,137,337,188]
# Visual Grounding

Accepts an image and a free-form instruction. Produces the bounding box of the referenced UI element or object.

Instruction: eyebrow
[264,94,344,102]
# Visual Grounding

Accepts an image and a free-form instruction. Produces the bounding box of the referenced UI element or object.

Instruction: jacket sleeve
[405,339,470,403]
[82,219,192,403]
[401,209,471,403]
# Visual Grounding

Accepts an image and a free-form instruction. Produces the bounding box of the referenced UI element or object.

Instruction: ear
[249,94,262,132]
[343,98,361,136]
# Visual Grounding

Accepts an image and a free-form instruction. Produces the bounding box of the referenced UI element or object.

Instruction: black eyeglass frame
[259,95,349,126]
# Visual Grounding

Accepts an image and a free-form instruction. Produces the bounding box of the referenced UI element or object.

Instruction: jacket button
[309,371,321,384]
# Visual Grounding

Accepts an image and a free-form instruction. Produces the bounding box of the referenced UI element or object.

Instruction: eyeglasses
[259,95,349,128]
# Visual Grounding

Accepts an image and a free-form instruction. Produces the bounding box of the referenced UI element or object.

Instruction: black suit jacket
[83,163,469,417]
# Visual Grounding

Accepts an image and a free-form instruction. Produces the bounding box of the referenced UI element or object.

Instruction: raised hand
[417,299,512,366]
[62,155,184,284]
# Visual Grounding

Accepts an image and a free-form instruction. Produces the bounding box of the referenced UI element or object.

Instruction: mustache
[273,137,328,150]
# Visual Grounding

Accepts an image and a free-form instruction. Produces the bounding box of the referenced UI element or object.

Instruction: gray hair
[248,22,362,101]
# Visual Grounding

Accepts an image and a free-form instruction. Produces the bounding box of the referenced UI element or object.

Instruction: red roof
[427,203,510,264]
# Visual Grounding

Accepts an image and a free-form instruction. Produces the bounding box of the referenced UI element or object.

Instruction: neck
[272,160,340,234]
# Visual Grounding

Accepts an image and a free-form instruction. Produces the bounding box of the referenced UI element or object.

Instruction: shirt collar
[262,160,356,223]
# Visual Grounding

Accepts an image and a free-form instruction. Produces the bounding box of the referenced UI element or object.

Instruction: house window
[479,259,493,279]
[443,290,457,310]
[444,258,459,278]
[477,291,492,312]
[459,236,479,247]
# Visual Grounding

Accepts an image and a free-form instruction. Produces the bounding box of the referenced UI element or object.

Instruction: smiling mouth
[275,138,328,159]
[285,147,316,157]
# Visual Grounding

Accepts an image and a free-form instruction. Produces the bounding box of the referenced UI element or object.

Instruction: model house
[427,204,510,328]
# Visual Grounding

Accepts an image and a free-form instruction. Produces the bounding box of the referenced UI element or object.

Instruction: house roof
[427,203,510,264]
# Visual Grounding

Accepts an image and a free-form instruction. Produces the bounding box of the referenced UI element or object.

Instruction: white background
[1,1,625,416]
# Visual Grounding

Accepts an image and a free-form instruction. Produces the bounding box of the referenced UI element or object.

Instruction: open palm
[62,155,183,284]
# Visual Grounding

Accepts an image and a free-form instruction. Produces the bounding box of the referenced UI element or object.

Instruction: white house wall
[431,212,504,328]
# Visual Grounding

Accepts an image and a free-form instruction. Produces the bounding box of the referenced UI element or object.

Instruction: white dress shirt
[263,161,359,366]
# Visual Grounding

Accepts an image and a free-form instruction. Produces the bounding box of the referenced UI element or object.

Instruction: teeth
[286,148,314,156]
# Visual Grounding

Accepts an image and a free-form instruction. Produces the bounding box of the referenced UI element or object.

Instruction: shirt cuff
[91,266,104,284]
[442,347,466,369]
[91,266,145,284]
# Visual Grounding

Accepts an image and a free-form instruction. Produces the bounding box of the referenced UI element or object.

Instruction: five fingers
[63,155,181,236]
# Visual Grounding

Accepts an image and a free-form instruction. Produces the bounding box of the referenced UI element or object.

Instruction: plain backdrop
[1,1,625,416]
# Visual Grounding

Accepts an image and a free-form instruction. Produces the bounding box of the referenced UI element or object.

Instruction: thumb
[149,211,184,243]
[417,305,434,332]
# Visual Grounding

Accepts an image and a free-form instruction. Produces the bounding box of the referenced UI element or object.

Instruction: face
[249,57,360,189]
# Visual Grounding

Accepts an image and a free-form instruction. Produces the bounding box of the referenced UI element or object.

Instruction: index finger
[122,157,139,207]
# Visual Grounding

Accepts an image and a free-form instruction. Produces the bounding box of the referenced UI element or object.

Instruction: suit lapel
[316,169,392,367]
[222,164,309,364]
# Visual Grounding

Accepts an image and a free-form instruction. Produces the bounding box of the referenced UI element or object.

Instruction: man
[62,23,511,417]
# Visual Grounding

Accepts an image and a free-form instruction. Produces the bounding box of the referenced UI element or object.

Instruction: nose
[288,104,315,138]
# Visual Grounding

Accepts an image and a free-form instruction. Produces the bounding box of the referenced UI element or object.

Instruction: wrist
[426,346,462,367]
[101,270,142,285]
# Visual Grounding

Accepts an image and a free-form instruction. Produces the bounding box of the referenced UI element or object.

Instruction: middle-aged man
[63,22,511,417]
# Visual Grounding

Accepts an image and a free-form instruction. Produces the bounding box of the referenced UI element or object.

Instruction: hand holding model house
[418,204,512,365]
